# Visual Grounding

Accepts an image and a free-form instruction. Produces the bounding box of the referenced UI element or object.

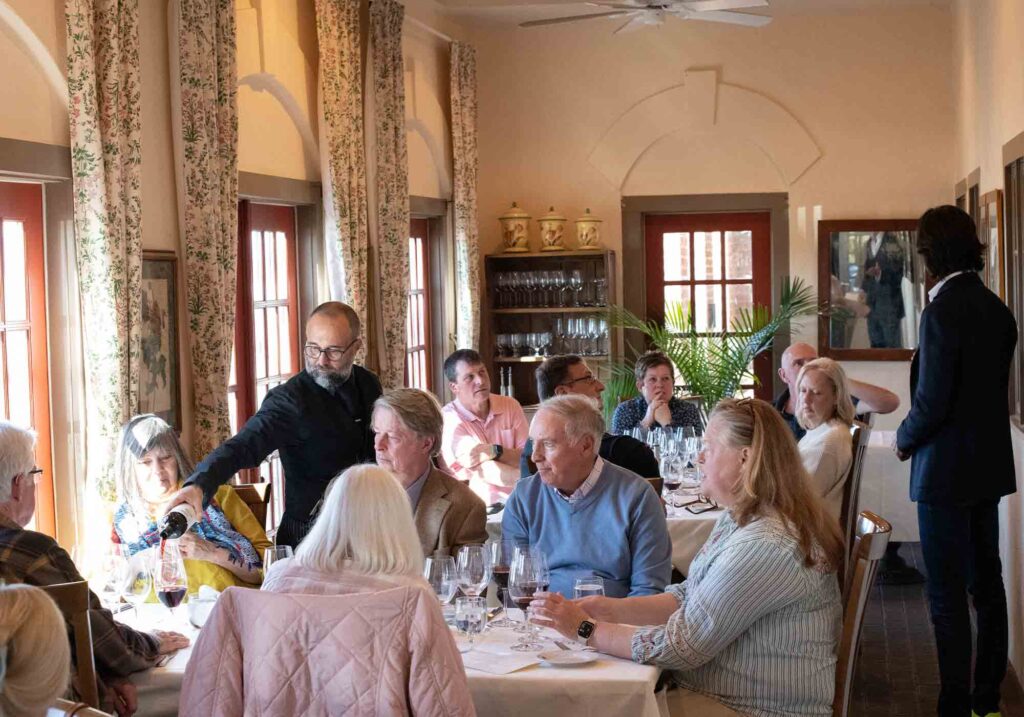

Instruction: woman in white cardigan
[795,358,855,521]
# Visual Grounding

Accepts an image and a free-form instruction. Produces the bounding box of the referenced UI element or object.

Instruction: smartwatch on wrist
[577,619,596,644]
[492,443,503,460]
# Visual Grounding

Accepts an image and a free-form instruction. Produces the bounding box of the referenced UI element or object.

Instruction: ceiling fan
[519,0,771,34]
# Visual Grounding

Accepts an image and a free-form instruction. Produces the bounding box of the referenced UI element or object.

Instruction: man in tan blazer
[372,388,488,557]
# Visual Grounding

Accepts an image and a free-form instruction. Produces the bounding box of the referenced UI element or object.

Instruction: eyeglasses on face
[24,468,43,485]
[559,373,598,388]
[304,338,359,362]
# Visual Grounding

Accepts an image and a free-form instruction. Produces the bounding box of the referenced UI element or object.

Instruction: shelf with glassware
[482,250,618,407]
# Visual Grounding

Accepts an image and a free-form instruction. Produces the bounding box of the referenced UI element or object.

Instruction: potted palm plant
[603,277,817,424]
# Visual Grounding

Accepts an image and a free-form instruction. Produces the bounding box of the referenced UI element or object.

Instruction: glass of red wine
[508,546,549,652]
[487,540,517,628]
[153,539,189,619]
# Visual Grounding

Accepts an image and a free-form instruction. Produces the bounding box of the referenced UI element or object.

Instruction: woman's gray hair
[0,422,36,502]
[795,358,856,428]
[537,394,604,450]
[0,584,70,715]
[114,414,195,513]
[295,464,424,577]
[373,389,444,455]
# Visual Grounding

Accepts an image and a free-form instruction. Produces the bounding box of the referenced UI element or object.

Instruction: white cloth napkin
[461,650,540,675]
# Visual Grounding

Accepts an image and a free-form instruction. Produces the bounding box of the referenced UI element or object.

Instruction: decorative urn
[575,208,603,250]
[499,202,531,253]
[538,206,568,252]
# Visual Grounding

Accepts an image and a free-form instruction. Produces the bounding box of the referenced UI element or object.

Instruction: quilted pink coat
[178,581,476,716]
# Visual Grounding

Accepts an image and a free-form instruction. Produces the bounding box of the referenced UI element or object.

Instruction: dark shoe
[876,565,926,585]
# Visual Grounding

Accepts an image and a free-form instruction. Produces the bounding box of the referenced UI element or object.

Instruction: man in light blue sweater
[502,395,672,598]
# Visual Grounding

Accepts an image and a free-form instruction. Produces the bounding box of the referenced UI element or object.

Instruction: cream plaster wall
[952,0,1024,680]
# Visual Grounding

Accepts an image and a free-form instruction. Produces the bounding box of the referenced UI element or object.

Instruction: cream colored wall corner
[953,0,1024,681]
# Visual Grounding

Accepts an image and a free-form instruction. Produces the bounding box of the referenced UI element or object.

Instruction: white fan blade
[588,2,653,8]
[520,10,634,27]
[682,9,771,26]
[614,12,657,33]
[678,0,768,11]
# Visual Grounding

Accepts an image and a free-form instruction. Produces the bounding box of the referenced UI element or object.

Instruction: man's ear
[777,367,787,384]
[9,473,24,501]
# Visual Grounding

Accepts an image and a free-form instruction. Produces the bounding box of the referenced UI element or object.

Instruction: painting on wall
[139,251,181,431]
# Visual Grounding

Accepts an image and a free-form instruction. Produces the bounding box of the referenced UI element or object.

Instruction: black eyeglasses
[304,338,359,362]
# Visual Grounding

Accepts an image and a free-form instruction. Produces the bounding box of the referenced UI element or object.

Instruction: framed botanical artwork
[139,251,182,431]
[979,190,1004,300]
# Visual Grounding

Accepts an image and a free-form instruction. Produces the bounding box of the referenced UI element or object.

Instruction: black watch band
[577,619,596,643]
[492,443,503,460]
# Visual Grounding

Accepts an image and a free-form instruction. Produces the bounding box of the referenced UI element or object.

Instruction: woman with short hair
[795,357,855,521]
[0,583,70,716]
[610,351,703,434]
[533,398,843,716]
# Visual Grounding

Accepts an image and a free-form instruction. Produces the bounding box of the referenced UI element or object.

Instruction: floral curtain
[451,43,481,350]
[370,0,409,389]
[65,0,143,501]
[168,0,238,459]
[316,0,369,352]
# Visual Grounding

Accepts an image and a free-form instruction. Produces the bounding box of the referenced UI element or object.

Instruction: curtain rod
[405,14,454,44]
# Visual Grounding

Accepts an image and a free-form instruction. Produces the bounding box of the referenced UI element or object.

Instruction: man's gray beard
[306,361,352,390]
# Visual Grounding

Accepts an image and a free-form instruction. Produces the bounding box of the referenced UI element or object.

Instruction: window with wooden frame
[229,201,300,504]
[0,181,54,535]
[406,218,433,391]
[644,212,773,400]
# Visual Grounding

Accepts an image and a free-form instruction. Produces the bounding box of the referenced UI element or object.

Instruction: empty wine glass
[508,546,548,651]
[456,544,491,597]
[120,548,153,620]
[455,596,487,651]
[551,270,568,307]
[522,271,537,307]
[424,554,458,605]
[568,270,584,307]
[536,271,550,308]
[154,540,189,618]
[553,317,566,354]
[487,540,517,628]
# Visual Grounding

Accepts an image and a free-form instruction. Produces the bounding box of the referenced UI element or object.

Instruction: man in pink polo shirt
[440,349,529,506]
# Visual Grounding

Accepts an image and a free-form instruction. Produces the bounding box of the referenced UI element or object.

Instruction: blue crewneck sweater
[502,460,672,597]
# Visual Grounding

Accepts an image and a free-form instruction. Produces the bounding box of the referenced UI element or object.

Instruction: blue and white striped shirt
[632,511,841,717]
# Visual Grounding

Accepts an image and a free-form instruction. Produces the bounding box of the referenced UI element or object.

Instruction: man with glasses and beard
[163,302,382,547]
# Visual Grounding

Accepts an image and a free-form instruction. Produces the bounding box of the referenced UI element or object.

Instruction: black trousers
[276,513,316,549]
[917,500,1007,717]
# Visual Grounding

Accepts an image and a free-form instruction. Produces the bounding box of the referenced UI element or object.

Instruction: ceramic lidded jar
[575,208,603,250]
[499,202,531,253]
[538,206,568,252]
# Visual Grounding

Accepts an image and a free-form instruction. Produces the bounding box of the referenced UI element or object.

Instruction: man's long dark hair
[916,205,985,279]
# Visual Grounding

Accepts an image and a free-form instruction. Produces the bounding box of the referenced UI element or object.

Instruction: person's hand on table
[162,484,203,519]
[106,678,138,717]
[530,592,592,640]
[152,629,190,654]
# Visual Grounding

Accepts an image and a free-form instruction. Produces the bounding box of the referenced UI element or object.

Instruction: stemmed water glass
[456,545,491,598]
[455,597,487,652]
[508,546,549,652]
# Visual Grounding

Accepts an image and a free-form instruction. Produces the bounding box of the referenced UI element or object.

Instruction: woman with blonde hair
[532,398,843,716]
[795,357,856,521]
[0,583,70,716]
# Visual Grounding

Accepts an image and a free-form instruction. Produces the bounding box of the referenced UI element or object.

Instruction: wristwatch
[492,443,503,460]
[577,619,596,644]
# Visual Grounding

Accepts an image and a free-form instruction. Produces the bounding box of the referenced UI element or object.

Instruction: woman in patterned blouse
[610,351,703,435]
[534,398,844,717]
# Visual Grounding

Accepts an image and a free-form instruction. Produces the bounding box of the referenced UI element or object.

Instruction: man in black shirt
[164,301,382,547]
[520,355,659,480]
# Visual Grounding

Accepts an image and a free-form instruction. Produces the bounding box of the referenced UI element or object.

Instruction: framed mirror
[818,219,924,361]
[979,189,1004,299]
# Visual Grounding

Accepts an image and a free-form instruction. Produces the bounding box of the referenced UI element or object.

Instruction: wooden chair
[232,481,272,530]
[47,699,113,716]
[40,581,100,709]
[838,420,871,586]
[833,511,892,717]
[645,476,664,496]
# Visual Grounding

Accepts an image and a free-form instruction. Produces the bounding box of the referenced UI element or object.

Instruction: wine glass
[153,540,189,618]
[508,546,548,651]
[551,270,567,307]
[264,545,293,571]
[536,270,550,308]
[93,546,128,611]
[568,270,584,307]
[487,540,517,628]
[424,554,458,606]
[456,545,491,597]
[120,548,153,620]
[455,597,487,652]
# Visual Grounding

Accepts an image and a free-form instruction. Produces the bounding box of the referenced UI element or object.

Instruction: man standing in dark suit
[164,301,382,548]
[895,206,1017,717]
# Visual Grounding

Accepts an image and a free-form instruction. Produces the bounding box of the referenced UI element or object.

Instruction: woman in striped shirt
[533,398,844,716]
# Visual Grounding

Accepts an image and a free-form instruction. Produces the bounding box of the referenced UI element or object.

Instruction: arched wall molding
[0,0,68,108]
[239,71,321,175]
[407,117,452,198]
[589,69,821,191]
[404,56,453,199]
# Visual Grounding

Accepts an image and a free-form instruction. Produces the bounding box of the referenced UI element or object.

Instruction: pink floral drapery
[65,0,143,500]
[168,0,239,459]
[451,43,481,350]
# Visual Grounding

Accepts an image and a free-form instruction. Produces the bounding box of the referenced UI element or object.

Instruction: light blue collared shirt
[405,464,432,512]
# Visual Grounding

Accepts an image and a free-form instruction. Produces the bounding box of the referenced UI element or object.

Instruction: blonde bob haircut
[795,357,856,429]
[709,398,844,570]
[294,464,423,577]
[0,584,70,716]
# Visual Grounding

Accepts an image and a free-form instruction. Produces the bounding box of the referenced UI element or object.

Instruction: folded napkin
[461,650,540,675]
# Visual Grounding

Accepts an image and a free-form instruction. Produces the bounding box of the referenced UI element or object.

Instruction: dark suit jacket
[414,467,488,557]
[896,272,1017,504]
[519,433,660,480]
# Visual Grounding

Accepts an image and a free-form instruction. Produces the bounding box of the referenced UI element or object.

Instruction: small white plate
[538,650,598,667]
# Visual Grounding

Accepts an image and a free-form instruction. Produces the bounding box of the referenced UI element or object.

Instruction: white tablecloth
[127,603,667,717]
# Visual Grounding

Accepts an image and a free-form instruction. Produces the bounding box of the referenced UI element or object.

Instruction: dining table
[126,601,669,717]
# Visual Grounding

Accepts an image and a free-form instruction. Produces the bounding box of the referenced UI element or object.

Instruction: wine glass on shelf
[455,597,487,652]
[508,546,548,651]
[153,540,189,618]
[536,270,550,308]
[551,270,568,307]
[522,271,537,307]
[455,544,491,598]
[598,318,609,355]
[487,540,517,627]
[553,317,565,354]
[510,272,525,308]
[568,269,584,307]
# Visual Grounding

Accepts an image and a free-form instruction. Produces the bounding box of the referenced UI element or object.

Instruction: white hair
[295,464,424,577]
[0,422,36,502]
[0,584,70,716]
[537,395,604,451]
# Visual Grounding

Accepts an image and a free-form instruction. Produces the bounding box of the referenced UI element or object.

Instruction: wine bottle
[158,504,198,540]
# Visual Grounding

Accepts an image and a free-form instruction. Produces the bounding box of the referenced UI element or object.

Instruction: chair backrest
[40,581,100,709]
[833,510,892,717]
[838,421,870,584]
[231,481,272,529]
[47,699,113,716]
[645,476,664,496]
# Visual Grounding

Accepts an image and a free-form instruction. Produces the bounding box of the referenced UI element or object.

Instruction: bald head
[778,342,818,391]
[308,301,360,338]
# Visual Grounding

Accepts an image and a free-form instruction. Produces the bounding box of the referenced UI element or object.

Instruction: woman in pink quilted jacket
[179,464,476,716]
